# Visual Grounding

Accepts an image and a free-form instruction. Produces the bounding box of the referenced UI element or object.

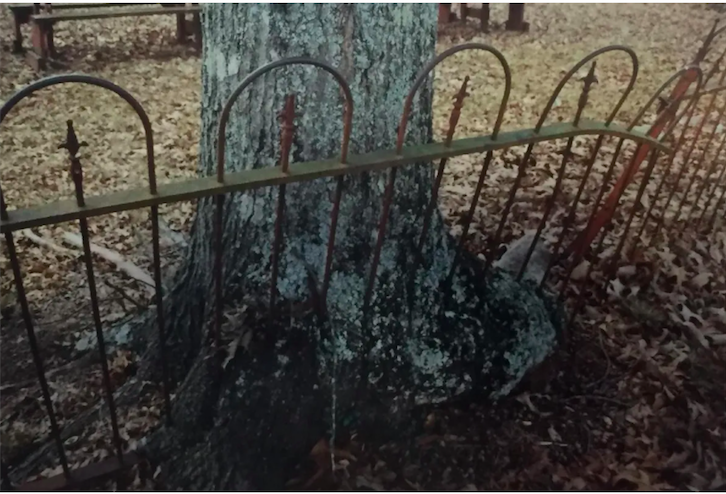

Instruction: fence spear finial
[575,62,598,126]
[58,119,88,207]
[445,76,470,146]
[58,119,87,158]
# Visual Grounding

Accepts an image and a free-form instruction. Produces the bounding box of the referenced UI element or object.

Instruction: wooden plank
[9,3,150,11]
[0,120,668,235]
[32,6,201,22]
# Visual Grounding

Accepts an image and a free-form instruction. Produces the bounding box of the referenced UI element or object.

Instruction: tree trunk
[144,4,559,490]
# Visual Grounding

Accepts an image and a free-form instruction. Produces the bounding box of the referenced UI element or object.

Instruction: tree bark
[144,4,560,490]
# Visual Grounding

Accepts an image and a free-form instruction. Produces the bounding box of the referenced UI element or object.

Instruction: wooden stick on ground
[61,232,156,297]
[18,230,75,256]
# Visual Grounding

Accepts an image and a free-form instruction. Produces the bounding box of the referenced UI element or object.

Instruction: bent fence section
[1,24,725,490]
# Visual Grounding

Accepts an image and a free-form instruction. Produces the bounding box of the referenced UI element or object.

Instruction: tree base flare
[144,251,560,490]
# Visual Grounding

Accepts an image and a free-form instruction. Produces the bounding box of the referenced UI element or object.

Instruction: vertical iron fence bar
[569,66,703,260]
[540,63,640,290]
[451,151,495,269]
[416,76,470,256]
[651,138,697,239]
[483,142,536,276]
[3,228,72,481]
[213,58,355,319]
[77,215,124,462]
[696,151,726,230]
[404,75,473,330]
[580,67,703,261]
[517,63,598,282]
[321,100,354,303]
[679,103,726,233]
[437,46,512,285]
[361,43,512,313]
[60,121,124,463]
[149,205,172,425]
[322,175,344,302]
[212,194,223,347]
[565,151,664,331]
[143,119,173,425]
[557,139,630,301]
[540,49,636,287]
[608,149,662,267]
[0,73,175,436]
[485,46,638,279]
[706,176,726,229]
[564,91,697,327]
[629,98,698,255]
[362,167,398,313]
[270,94,296,313]
[540,134,605,288]
[213,120,226,347]
[270,185,286,312]
[655,89,720,236]
[671,70,726,232]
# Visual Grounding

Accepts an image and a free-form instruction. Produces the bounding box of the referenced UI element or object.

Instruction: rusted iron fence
[2,24,726,490]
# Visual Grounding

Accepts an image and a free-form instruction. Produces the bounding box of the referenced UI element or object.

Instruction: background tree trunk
[145,4,559,489]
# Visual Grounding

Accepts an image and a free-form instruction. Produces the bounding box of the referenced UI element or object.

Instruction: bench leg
[192,12,202,50]
[460,3,469,22]
[480,4,490,31]
[176,12,186,44]
[13,14,24,53]
[46,23,56,58]
[506,3,529,32]
[439,4,453,24]
[28,21,49,71]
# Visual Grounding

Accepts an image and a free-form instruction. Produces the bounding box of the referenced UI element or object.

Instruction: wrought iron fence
[1,24,725,490]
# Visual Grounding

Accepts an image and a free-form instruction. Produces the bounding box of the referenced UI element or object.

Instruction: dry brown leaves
[1,2,725,490]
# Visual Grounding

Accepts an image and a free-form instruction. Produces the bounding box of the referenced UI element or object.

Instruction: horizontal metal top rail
[0,119,666,234]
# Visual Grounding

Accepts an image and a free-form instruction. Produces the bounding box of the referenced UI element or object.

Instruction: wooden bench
[24,4,202,71]
[439,3,529,32]
[8,3,152,53]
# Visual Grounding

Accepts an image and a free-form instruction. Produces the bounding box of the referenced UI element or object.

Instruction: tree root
[6,378,145,485]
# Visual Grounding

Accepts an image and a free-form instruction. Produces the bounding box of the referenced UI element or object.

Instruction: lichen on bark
[144,4,560,489]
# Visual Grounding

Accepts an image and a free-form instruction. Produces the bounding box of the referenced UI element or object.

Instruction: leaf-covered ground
[1,3,725,490]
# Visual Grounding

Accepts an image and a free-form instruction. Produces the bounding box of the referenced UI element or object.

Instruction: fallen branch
[61,233,155,297]
[0,351,97,395]
[18,230,75,257]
